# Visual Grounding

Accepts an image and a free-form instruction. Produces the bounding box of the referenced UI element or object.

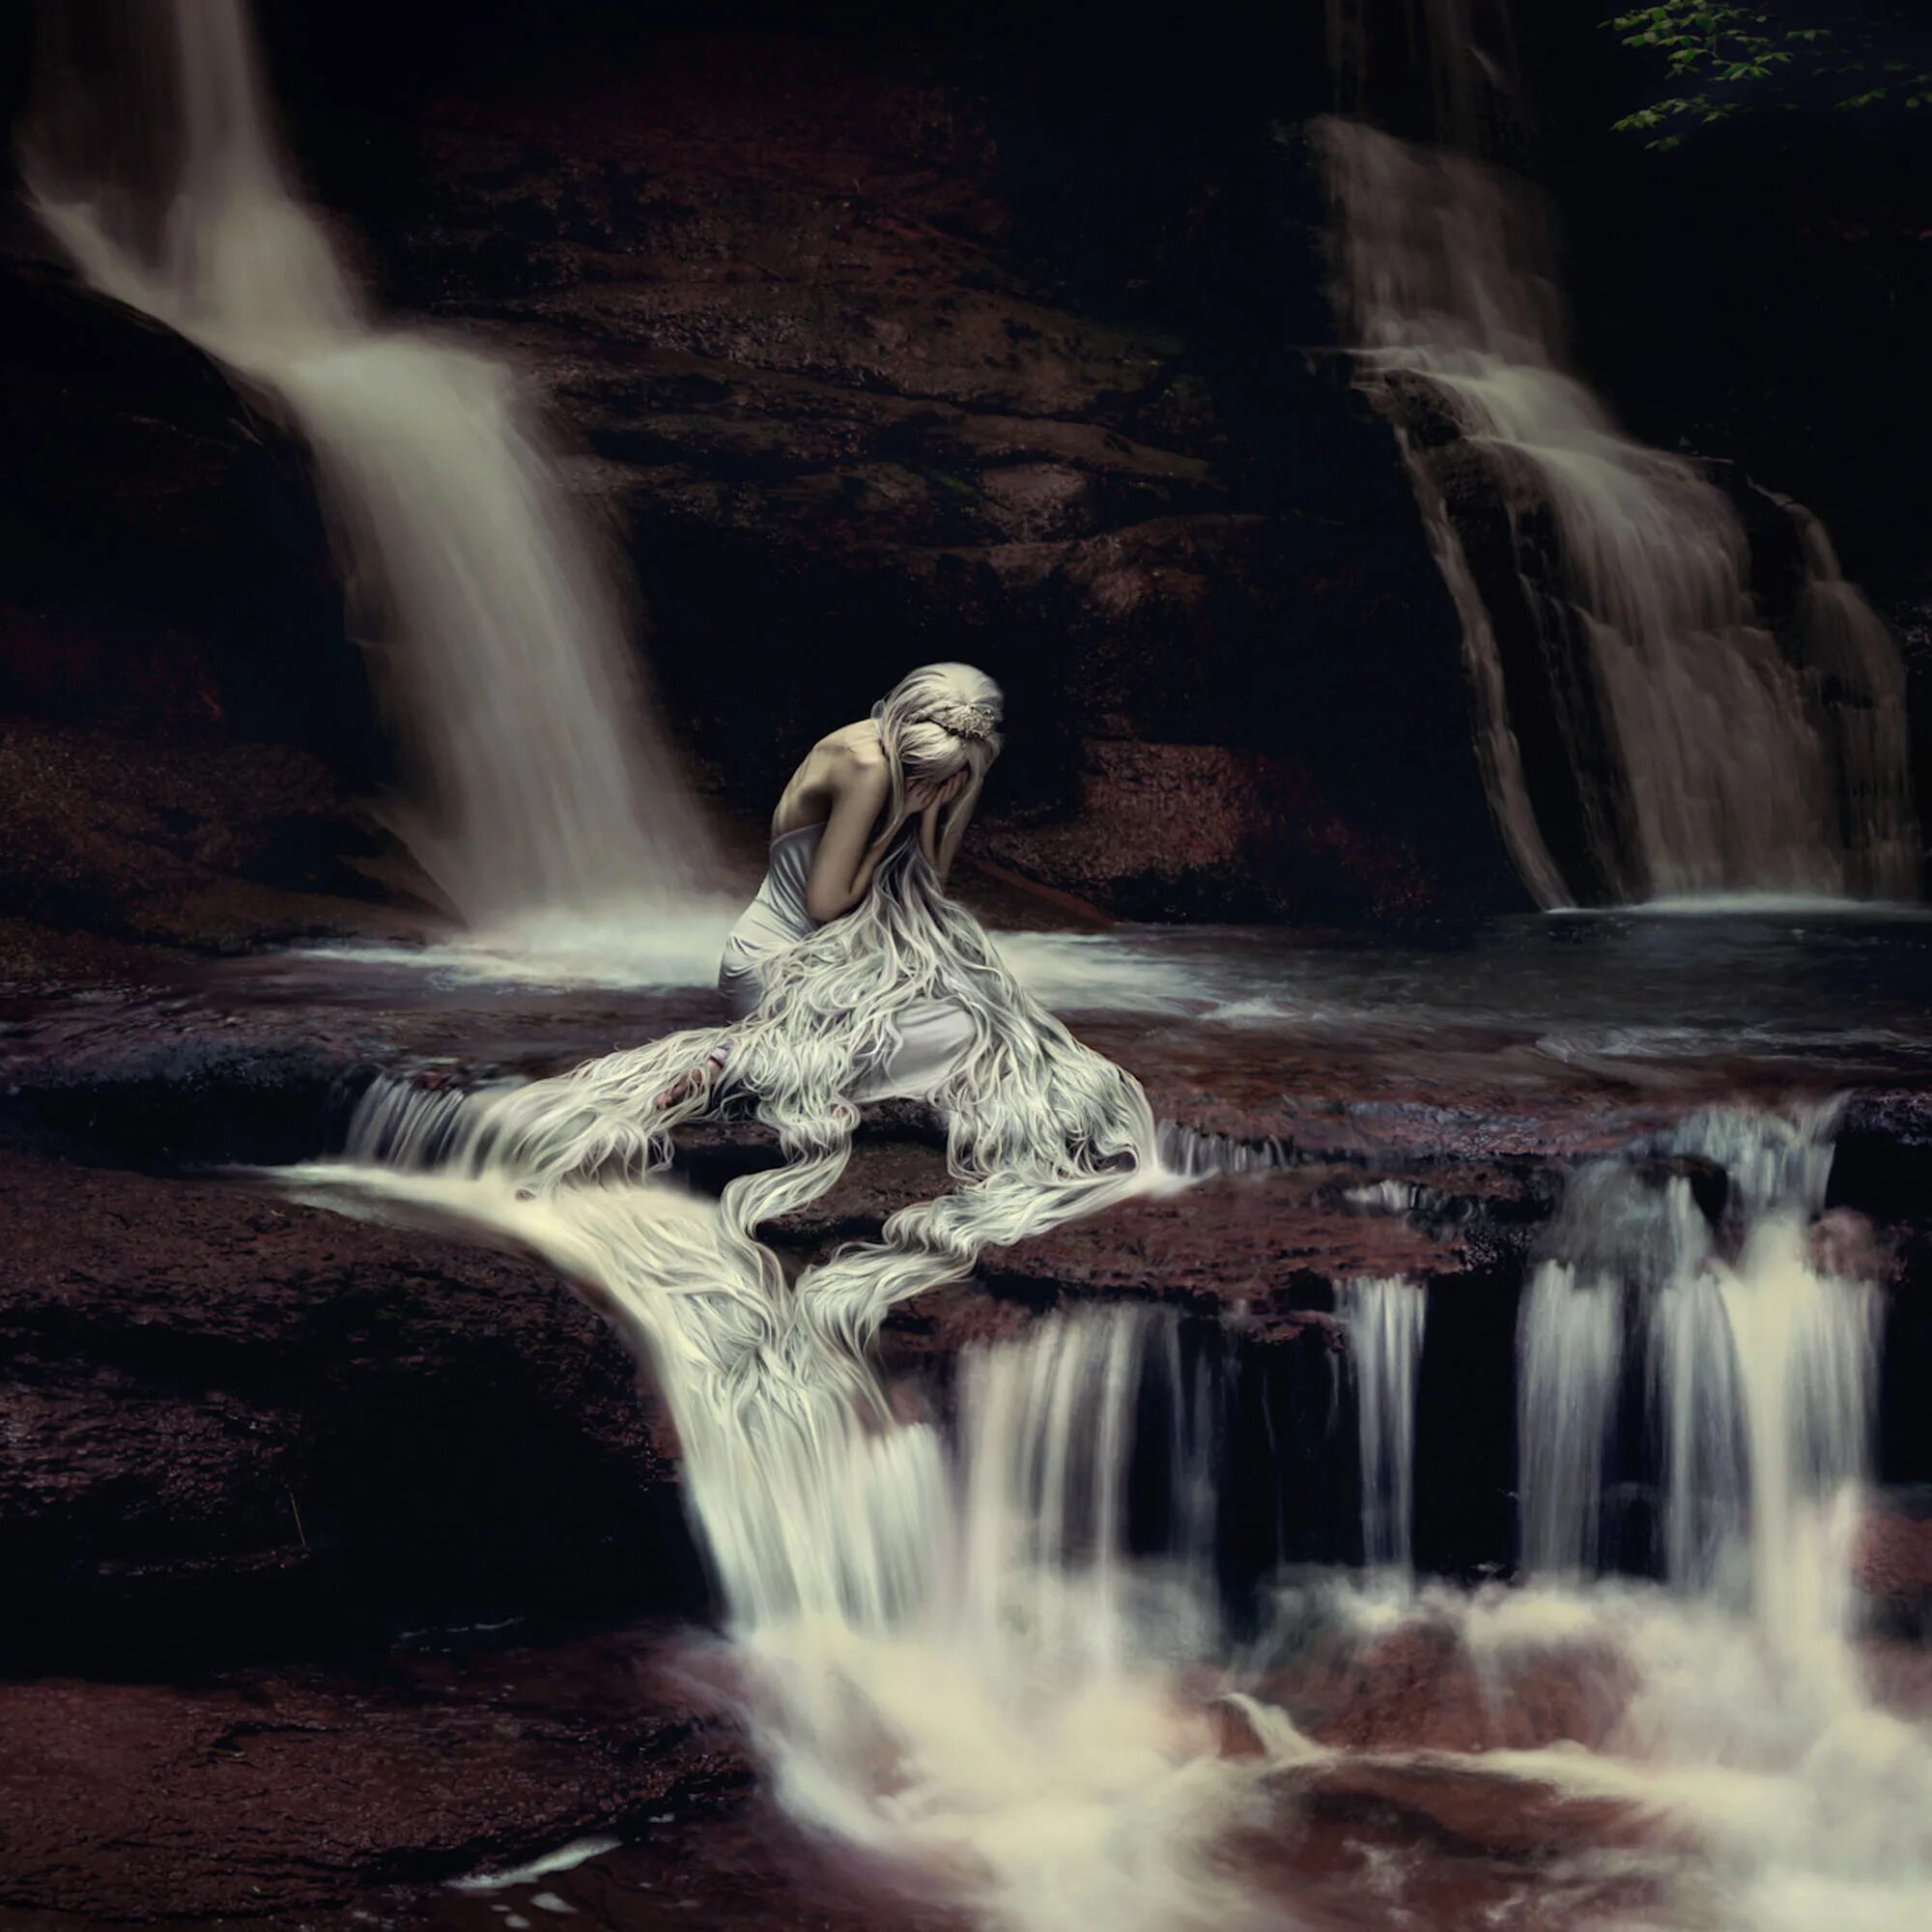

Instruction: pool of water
[261,903,1932,1087]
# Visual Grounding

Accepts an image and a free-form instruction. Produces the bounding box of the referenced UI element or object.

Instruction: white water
[740,1310,1267,1932]
[1317,5,1917,908]
[299,1129,1294,1927]
[1517,1106,1874,1603]
[285,1084,1932,1929]
[1469,1107,1919,1932]
[1336,1276,1427,1572]
[20,0,713,929]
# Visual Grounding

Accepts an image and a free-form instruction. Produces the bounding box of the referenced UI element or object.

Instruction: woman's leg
[654,1044,728,1111]
[650,944,762,1111]
[849,998,976,1103]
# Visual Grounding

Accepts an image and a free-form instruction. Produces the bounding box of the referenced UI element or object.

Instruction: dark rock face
[1859,1504,1932,1633]
[1890,588,1932,876]
[0,1626,751,1921]
[0,256,366,755]
[0,722,413,993]
[367,32,1516,921]
[976,739,1435,922]
[0,1148,707,1673]
[0,257,412,980]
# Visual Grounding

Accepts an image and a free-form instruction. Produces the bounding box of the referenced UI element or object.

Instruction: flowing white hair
[867,663,1004,877]
[341,674,1158,1621]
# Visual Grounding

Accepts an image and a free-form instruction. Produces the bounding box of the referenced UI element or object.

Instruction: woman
[377,662,1154,1376]
[675,663,1003,1109]
[319,664,1167,1637]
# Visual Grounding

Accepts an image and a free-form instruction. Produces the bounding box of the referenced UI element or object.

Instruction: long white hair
[866,662,1005,877]
[344,675,1155,1615]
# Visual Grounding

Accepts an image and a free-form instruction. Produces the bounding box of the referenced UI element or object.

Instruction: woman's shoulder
[818,722,889,781]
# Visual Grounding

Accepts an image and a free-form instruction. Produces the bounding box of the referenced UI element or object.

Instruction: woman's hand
[910,769,971,869]
[905,769,971,815]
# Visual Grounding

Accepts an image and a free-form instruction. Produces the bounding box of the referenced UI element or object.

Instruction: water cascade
[1517,1106,1878,1624]
[741,1308,1268,1932]
[287,1074,1932,1929]
[1486,1109,1930,1932]
[301,1096,1280,1928]
[19,0,715,931]
[1317,2,1918,907]
[1335,1275,1426,1572]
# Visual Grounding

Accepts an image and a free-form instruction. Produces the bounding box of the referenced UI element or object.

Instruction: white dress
[717,822,977,1101]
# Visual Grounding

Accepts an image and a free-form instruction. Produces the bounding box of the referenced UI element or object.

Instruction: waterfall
[1160,1319,1230,1584]
[19,0,715,930]
[311,1131,1272,1926]
[1517,1257,1626,1575]
[289,1035,1272,1926]
[1317,6,1918,907]
[740,1307,1258,1932]
[287,1076,1932,1927]
[1335,1276,1426,1572]
[1516,1107,1879,1641]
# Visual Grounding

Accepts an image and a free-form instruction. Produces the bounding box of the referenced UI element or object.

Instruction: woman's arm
[938,782,978,883]
[917,771,974,880]
[804,747,895,923]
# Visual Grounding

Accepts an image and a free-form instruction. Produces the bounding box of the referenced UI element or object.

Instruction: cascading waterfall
[1513,1133,1722,1578]
[306,1100,1282,1929]
[292,1004,1297,1928]
[1317,2,1918,907]
[1335,1275,1426,1572]
[744,1308,1267,1932]
[19,0,714,931]
[1517,1105,1878,1632]
[1517,1253,1627,1576]
[290,1076,1932,1929]
[1486,1109,1931,1932]
[1160,1319,1231,1583]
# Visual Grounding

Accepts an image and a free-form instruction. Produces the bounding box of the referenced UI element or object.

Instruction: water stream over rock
[19,0,714,932]
[8,4,1932,1926]
[1317,0,1918,908]
[270,1015,1932,1932]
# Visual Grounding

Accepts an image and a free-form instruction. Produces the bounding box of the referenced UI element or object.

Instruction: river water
[266,899,1932,1088]
[13,4,1931,1927]
[225,907,1929,1932]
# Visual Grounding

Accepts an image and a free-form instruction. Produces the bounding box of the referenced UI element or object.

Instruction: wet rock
[0,714,411,991]
[0,1626,749,1922]
[979,739,1435,923]
[379,33,1516,921]
[0,255,370,760]
[1833,1087,1932,1222]
[0,1149,704,1672]
[981,1176,1443,1336]
[1857,1504,1932,1610]
[1809,1206,1889,1283]
[1857,1490,1932,1649]
[1289,1756,1679,1874]
[1273,1615,1635,1756]
[0,256,407,970]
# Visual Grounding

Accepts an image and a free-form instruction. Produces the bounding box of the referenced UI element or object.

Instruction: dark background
[5,0,1932,936]
[13,0,1929,577]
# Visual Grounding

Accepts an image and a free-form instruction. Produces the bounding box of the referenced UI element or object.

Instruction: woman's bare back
[770,721,885,839]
